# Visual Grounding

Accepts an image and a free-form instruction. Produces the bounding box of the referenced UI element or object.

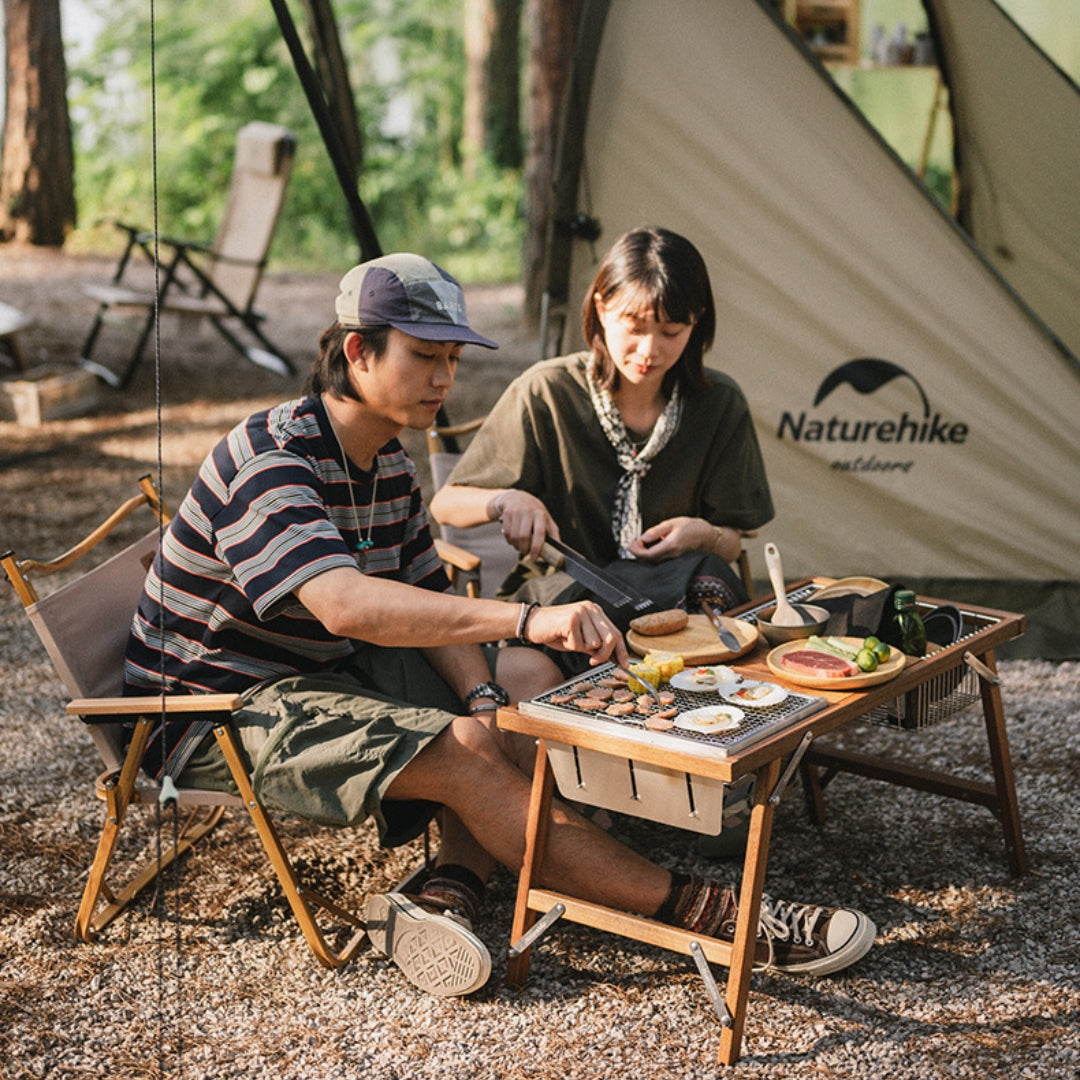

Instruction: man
[126,253,875,997]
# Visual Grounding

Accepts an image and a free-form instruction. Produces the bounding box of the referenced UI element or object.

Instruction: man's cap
[335,253,498,349]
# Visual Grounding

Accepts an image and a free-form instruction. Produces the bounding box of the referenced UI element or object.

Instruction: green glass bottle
[884,589,927,657]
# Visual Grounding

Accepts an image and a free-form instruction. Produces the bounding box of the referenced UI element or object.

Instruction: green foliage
[360,146,523,282]
[921,163,955,212]
[65,0,524,281]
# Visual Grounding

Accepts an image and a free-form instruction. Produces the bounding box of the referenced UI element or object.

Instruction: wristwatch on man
[464,681,510,713]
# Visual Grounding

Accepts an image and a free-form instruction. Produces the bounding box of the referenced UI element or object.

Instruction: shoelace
[758,894,824,947]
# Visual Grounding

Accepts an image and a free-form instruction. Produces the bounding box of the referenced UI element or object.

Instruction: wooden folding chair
[426,413,756,600]
[1,475,367,968]
[78,122,298,388]
[426,415,520,599]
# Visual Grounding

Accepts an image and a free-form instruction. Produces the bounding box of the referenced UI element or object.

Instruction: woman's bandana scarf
[586,361,682,558]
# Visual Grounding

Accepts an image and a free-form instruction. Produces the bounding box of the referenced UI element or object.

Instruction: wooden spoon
[764,542,818,626]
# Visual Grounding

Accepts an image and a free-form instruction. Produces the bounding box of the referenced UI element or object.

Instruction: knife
[539,537,657,619]
[701,600,742,652]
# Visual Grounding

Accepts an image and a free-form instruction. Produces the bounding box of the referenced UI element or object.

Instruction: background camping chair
[78,122,298,389]
[1,475,368,968]
[0,299,33,372]
[427,414,756,602]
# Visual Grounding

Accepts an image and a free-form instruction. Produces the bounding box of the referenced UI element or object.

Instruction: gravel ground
[2,249,1079,1079]
[2,643,1078,1079]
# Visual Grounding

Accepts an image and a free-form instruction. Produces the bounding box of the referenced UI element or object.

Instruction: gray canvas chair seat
[427,417,520,599]
[79,122,298,388]
[2,475,368,968]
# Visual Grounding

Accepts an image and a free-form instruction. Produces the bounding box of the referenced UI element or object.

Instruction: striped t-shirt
[125,395,451,766]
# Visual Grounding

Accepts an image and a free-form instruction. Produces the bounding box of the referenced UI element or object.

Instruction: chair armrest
[155,235,216,257]
[435,538,482,574]
[105,220,212,253]
[66,694,244,717]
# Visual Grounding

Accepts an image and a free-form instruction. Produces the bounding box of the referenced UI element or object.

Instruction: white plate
[668,665,737,692]
[675,704,745,734]
[719,680,788,708]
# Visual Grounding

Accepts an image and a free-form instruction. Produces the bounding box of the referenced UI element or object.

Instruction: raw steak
[780,649,858,678]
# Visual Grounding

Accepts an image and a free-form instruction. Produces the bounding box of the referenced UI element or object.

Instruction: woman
[431,226,774,642]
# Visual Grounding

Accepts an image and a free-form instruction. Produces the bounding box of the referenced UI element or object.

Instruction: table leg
[506,737,556,988]
[799,758,828,825]
[975,649,1027,876]
[718,756,782,1066]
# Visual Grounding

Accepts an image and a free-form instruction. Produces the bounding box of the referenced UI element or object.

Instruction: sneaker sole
[770,911,877,977]
[365,892,492,997]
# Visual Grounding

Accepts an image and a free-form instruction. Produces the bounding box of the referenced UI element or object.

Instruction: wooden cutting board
[626,613,759,663]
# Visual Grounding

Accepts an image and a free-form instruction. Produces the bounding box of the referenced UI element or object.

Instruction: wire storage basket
[862,603,999,731]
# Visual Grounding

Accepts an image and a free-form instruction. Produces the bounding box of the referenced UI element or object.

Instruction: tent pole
[268,0,382,261]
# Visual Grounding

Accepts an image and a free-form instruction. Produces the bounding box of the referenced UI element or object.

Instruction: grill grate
[522,662,827,759]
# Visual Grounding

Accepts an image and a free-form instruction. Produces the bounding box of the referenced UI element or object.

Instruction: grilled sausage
[628,608,688,636]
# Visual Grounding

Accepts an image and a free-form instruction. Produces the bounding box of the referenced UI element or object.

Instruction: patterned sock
[415,864,485,926]
[655,872,737,936]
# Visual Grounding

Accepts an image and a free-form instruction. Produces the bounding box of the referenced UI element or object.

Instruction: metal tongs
[617,663,664,706]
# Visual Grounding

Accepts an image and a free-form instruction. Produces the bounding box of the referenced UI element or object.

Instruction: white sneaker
[364,892,492,997]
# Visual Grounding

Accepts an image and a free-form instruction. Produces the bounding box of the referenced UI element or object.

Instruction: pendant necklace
[328,412,378,570]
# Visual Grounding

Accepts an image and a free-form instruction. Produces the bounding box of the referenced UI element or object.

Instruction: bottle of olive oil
[883,589,927,657]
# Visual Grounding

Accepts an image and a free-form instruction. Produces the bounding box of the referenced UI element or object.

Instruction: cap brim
[387,320,499,350]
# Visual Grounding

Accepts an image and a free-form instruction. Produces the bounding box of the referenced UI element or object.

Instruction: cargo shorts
[179,645,489,847]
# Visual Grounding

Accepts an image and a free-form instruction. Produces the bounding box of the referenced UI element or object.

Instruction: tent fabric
[929,0,1080,363]
[546,0,1079,657]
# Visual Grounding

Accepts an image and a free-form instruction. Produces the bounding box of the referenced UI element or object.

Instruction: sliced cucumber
[807,635,859,660]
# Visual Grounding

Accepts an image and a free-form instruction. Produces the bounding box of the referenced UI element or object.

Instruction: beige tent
[931,0,1080,361]
[542,0,1079,658]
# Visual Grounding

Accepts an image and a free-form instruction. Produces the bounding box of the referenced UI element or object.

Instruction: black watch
[464,681,510,709]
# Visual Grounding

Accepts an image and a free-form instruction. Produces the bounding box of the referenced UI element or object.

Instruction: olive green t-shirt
[446,352,774,578]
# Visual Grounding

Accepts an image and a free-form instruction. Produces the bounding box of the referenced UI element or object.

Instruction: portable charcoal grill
[518,662,827,834]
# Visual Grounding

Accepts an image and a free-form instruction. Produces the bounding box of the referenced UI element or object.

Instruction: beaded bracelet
[516,601,541,645]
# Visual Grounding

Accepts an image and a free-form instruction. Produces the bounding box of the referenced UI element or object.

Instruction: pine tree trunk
[486,0,522,169]
[522,0,582,324]
[464,0,522,177]
[0,0,76,246]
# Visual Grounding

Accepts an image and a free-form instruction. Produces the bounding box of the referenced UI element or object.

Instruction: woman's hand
[525,601,630,668]
[627,516,743,564]
[493,489,560,561]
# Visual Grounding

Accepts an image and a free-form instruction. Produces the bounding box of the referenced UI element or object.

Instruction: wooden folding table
[497,587,1026,1066]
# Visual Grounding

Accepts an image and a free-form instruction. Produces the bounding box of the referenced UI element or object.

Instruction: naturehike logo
[776,359,969,474]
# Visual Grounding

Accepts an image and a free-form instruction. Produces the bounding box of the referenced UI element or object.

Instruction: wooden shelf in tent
[785,0,862,66]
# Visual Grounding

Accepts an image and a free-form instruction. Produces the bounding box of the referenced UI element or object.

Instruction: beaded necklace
[328,412,378,570]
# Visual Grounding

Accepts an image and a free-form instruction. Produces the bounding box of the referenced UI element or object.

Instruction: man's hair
[582,225,715,395]
[304,323,391,400]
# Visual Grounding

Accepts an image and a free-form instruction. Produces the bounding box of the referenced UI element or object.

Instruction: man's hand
[525,601,630,668]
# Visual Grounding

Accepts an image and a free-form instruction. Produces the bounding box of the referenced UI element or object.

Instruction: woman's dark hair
[582,226,715,395]
[304,323,390,400]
